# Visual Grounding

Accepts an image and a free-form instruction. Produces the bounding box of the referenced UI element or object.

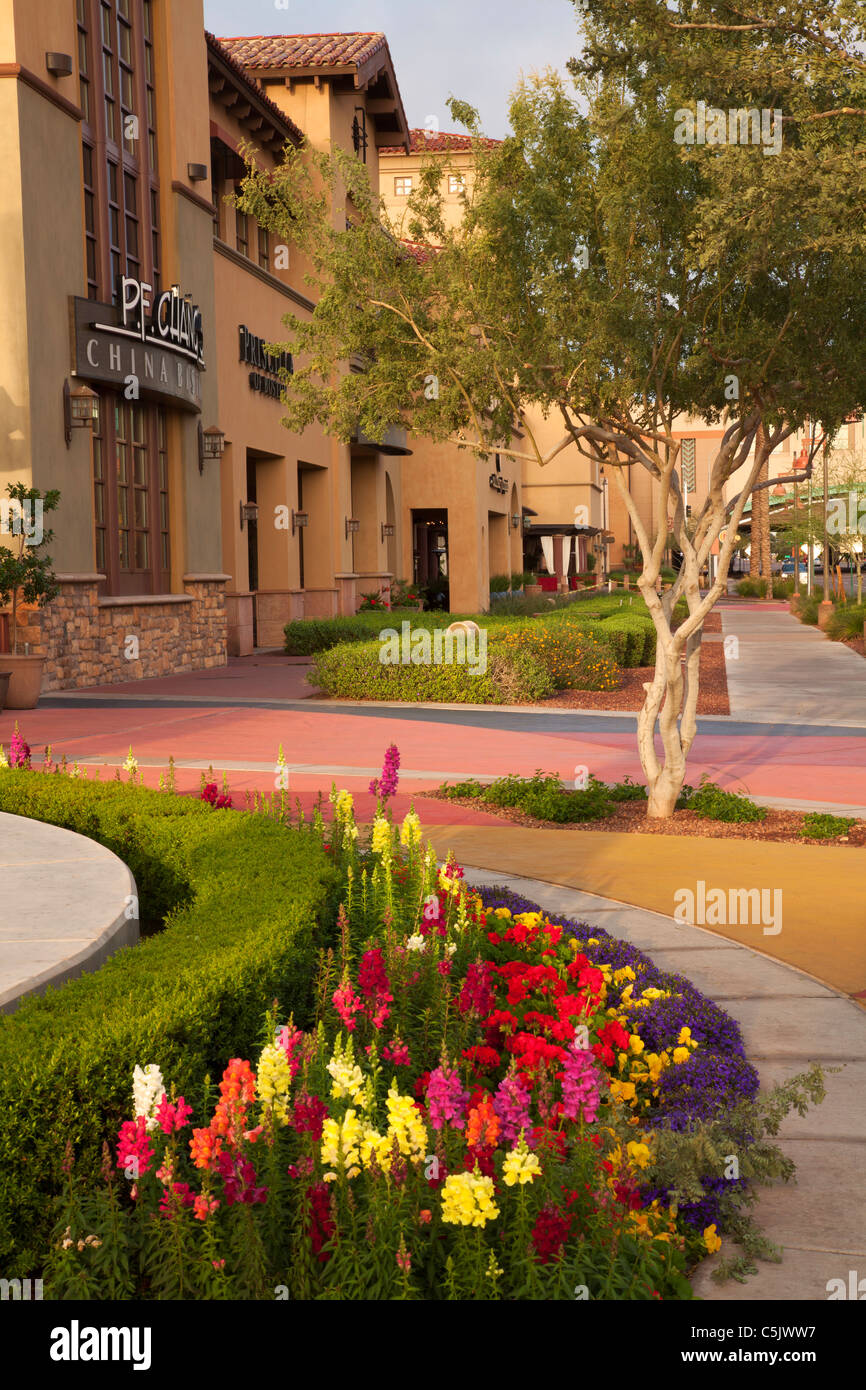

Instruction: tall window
[258,225,270,270]
[92,399,170,595]
[394,176,412,196]
[236,202,250,257]
[79,0,168,595]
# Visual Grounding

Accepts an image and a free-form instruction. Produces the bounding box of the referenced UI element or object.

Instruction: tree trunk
[750,429,771,590]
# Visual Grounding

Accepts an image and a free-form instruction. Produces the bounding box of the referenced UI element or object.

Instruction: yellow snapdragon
[502,1136,542,1187]
[441,1171,500,1227]
[256,1042,292,1124]
[321,1109,362,1180]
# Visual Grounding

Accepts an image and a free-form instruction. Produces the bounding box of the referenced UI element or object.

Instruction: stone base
[9,573,230,691]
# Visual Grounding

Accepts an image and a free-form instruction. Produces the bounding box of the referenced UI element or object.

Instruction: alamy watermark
[674,101,782,157]
[379,621,487,676]
[0,499,44,545]
[827,492,866,537]
[674,880,782,936]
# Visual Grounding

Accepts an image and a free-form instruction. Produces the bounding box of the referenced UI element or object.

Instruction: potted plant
[524,573,542,598]
[0,482,61,709]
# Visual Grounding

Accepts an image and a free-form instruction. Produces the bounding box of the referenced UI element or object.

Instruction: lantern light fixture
[291,510,309,535]
[381,522,395,542]
[64,379,99,446]
[239,501,259,530]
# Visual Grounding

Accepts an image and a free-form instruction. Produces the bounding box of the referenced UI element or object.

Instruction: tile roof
[206,33,304,144]
[218,33,389,71]
[400,239,441,265]
[381,128,503,155]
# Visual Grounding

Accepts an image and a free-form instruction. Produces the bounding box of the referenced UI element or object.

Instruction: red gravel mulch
[427,792,866,848]
[542,628,730,714]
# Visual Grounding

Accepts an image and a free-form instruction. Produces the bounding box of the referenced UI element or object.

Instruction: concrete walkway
[461,865,866,1302]
[0,812,138,1013]
[722,606,866,727]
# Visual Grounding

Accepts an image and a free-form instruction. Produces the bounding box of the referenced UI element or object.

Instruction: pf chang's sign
[71,278,205,413]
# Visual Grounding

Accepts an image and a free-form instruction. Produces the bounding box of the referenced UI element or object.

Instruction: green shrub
[0,773,339,1274]
[683,780,767,824]
[736,577,772,599]
[824,602,866,643]
[601,615,655,666]
[800,811,856,839]
[442,770,616,823]
[797,594,820,625]
[284,611,448,655]
[489,573,511,593]
[493,624,621,692]
[308,635,555,704]
[607,776,649,803]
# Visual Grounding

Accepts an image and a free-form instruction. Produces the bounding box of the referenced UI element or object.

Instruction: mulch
[425,792,866,848]
[541,614,730,714]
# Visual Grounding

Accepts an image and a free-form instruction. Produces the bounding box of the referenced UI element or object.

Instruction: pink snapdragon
[332,978,363,1031]
[276,1023,305,1079]
[426,1065,470,1131]
[155,1094,193,1135]
[117,1115,154,1178]
[493,1070,534,1146]
[458,960,496,1016]
[560,1045,603,1124]
[369,744,400,801]
[9,726,31,769]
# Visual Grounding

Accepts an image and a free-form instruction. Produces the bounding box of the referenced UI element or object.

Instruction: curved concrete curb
[462,865,866,1302]
[0,812,138,1014]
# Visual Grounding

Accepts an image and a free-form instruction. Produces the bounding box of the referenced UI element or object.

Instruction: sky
[202,0,586,139]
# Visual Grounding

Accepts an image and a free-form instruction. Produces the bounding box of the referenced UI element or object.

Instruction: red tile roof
[218,33,389,71]
[381,128,503,155]
[206,33,304,144]
[400,239,441,265]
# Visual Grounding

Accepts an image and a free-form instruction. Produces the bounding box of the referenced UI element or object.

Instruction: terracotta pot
[0,654,46,709]
[524,584,542,598]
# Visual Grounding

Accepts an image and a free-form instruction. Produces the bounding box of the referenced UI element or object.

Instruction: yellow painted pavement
[423,826,866,999]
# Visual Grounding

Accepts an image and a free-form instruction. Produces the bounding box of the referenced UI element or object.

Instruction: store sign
[71,280,204,412]
[489,473,508,494]
[239,325,293,400]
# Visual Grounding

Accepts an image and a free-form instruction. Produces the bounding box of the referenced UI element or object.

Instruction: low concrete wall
[0,812,138,1014]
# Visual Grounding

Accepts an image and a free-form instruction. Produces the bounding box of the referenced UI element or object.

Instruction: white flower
[0,747,8,770]
[406,934,426,953]
[445,942,457,957]
[132,1063,165,1132]
[123,747,138,777]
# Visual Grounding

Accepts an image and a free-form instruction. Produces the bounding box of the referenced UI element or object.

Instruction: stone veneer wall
[14,574,230,691]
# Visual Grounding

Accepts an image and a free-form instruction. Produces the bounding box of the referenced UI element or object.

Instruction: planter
[0,654,46,709]
[524,584,542,598]
[539,576,558,592]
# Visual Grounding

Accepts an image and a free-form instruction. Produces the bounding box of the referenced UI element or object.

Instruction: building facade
[0,0,228,688]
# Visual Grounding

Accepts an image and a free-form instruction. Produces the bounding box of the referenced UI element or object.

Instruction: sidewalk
[458,865,866,1301]
[722,607,866,727]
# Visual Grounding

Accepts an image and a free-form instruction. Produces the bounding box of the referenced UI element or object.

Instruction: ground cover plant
[0,742,828,1297]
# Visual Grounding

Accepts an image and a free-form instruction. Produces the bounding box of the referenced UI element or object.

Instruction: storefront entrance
[412,509,449,606]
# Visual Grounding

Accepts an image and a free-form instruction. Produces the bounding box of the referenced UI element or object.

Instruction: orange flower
[189,1126,222,1171]
[466,1094,500,1148]
[419,1209,432,1224]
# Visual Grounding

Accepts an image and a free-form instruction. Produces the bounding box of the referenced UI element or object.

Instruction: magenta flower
[560,1044,604,1124]
[369,744,400,801]
[117,1115,154,1178]
[9,727,31,769]
[155,1094,193,1135]
[426,1065,469,1131]
[276,1024,305,1079]
[493,1070,534,1145]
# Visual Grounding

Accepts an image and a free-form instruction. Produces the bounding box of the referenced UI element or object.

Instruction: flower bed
[0,745,828,1295]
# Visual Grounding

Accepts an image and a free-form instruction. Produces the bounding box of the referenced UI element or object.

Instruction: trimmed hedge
[602,615,657,665]
[492,624,620,691]
[309,636,555,703]
[0,773,340,1275]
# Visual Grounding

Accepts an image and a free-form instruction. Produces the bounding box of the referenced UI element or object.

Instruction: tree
[238,4,866,817]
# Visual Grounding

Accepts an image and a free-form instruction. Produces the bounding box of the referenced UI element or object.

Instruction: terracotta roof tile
[218,33,389,71]
[381,128,503,155]
[206,33,304,144]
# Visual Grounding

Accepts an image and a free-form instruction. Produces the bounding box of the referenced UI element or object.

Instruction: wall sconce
[198,424,225,473]
[381,522,395,542]
[188,162,208,182]
[345,518,360,538]
[239,501,259,530]
[64,379,99,446]
[511,513,521,530]
[292,510,309,536]
[46,53,73,77]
